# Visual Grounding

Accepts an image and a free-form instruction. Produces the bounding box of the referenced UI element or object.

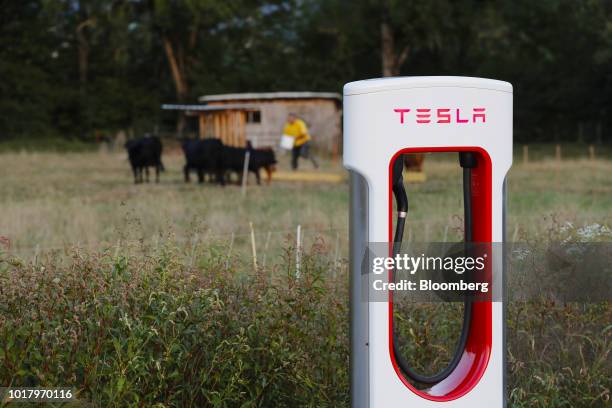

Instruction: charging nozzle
[392,156,408,214]
[391,155,408,258]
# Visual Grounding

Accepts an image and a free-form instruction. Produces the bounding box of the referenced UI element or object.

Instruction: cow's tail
[159,160,166,172]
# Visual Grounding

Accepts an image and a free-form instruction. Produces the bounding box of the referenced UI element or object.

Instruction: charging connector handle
[391,152,476,385]
[392,158,408,214]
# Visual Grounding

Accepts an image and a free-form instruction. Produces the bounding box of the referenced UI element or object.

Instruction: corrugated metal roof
[198,91,341,103]
[161,103,260,111]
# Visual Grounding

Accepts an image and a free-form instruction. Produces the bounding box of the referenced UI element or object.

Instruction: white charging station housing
[344,77,513,408]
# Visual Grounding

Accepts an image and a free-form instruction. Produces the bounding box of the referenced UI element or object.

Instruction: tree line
[1,0,611,143]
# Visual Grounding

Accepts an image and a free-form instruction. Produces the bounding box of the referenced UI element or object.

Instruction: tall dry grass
[1,151,610,257]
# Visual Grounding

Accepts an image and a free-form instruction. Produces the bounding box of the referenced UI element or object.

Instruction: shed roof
[198,91,341,103]
[162,103,259,112]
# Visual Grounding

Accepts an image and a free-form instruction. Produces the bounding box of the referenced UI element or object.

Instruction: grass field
[1,149,610,256]
[0,150,347,262]
[0,149,610,406]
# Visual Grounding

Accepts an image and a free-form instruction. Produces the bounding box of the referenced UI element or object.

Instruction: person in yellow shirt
[283,113,319,170]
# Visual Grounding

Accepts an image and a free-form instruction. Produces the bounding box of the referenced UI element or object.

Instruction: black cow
[182,138,225,185]
[125,136,164,184]
[222,142,277,185]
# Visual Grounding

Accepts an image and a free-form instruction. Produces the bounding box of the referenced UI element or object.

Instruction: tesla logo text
[393,108,486,124]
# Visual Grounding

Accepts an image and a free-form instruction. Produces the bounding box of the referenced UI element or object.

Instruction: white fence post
[333,230,340,279]
[241,151,251,197]
[249,221,257,271]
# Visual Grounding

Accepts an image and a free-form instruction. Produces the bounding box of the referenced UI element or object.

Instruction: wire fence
[4,211,607,260]
[0,225,347,276]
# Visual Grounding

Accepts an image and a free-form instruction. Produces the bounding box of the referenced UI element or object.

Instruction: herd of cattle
[124,136,277,185]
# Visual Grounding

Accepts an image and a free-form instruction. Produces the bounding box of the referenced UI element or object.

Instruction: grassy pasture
[0,150,346,261]
[0,149,610,407]
[1,150,610,256]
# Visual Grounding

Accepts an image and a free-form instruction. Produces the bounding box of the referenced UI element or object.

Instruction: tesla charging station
[344,77,512,407]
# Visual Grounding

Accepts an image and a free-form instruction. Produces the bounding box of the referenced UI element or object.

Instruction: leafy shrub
[0,234,609,407]
[0,240,348,407]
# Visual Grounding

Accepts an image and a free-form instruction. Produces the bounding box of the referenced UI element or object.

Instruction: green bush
[0,238,609,407]
[0,242,348,407]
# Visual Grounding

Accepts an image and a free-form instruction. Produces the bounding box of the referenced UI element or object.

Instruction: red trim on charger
[387,146,493,401]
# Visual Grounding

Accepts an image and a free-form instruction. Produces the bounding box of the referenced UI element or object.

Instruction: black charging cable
[391,152,476,384]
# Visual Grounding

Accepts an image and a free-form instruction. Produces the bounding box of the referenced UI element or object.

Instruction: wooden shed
[163,91,342,155]
[162,103,257,147]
